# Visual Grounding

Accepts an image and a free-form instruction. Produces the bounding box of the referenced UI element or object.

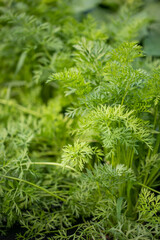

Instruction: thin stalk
[43,223,86,234]
[151,106,160,156]
[136,182,160,195]
[146,106,158,159]
[123,148,127,166]
[0,174,66,201]
[147,170,160,187]
[0,99,41,118]
[146,149,151,160]
[117,145,121,165]
[121,94,126,106]
[143,156,149,185]
[111,153,115,167]
[30,161,79,173]
[130,149,134,169]
[153,105,158,129]
[153,132,160,155]
[126,182,134,213]
[144,146,160,185]
[121,82,130,106]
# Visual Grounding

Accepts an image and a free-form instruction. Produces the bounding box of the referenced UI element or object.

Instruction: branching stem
[0,174,66,201]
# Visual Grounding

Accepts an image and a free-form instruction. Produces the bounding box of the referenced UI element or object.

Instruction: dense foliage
[0,0,160,239]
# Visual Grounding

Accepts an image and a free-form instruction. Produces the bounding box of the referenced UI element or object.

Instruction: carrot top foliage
[0,0,160,239]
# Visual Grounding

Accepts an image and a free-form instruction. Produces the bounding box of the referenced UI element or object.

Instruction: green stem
[153,132,160,155]
[153,105,158,129]
[130,149,134,168]
[0,174,66,201]
[121,83,130,106]
[143,156,150,185]
[44,223,86,234]
[146,148,151,160]
[111,153,114,167]
[147,170,160,187]
[152,105,160,155]
[0,99,41,118]
[31,162,79,173]
[136,182,160,195]
[121,94,126,106]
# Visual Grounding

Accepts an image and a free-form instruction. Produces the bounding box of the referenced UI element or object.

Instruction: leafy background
[0,0,160,239]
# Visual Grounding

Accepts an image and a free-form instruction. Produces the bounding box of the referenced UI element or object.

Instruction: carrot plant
[0,0,160,239]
